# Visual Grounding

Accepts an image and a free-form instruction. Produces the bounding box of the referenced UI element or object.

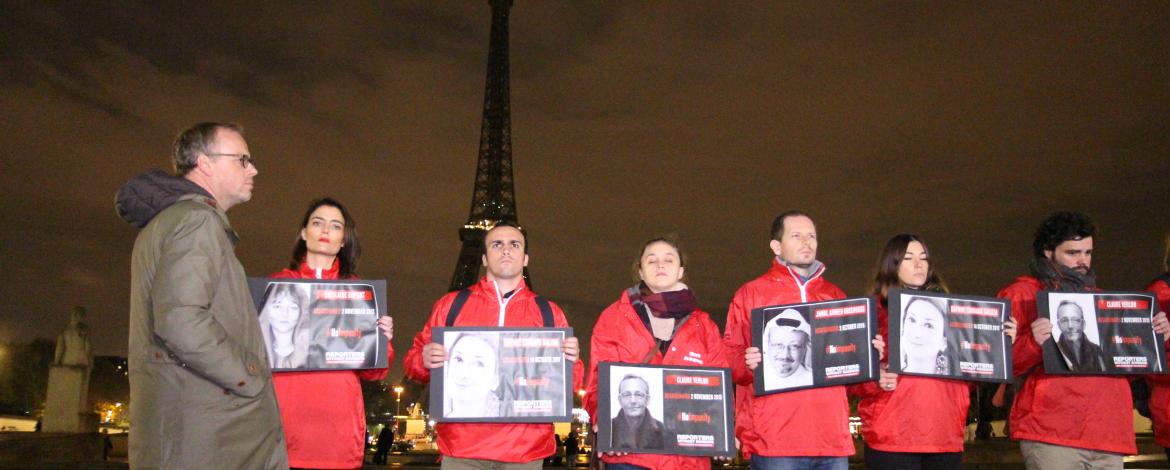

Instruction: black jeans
[864,443,962,470]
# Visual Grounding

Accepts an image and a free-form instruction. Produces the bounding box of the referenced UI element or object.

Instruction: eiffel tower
[448,0,529,291]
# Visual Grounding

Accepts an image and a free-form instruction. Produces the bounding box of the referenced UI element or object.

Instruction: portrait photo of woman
[258,282,311,369]
[444,331,503,418]
[899,295,950,375]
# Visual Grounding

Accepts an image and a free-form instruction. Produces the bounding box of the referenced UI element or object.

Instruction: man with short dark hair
[116,122,287,468]
[724,211,853,469]
[610,374,665,450]
[1002,211,1168,469]
[404,223,584,469]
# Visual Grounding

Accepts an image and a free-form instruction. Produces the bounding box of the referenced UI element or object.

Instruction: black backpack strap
[535,296,554,328]
[445,289,472,327]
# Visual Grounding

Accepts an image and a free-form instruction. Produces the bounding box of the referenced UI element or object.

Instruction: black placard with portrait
[887,289,1012,383]
[247,278,389,371]
[1038,291,1167,375]
[430,327,573,423]
[596,362,734,458]
[750,297,878,395]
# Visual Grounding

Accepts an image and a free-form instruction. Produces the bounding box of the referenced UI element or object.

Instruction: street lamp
[393,386,404,417]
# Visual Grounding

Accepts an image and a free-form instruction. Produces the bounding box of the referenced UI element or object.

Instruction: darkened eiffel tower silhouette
[448,0,530,291]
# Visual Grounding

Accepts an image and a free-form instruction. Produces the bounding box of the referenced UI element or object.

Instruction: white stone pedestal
[42,365,94,433]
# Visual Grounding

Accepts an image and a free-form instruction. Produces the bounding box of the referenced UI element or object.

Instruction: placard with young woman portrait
[430,327,573,423]
[888,289,1012,382]
[248,278,389,371]
[750,297,878,395]
[596,363,734,457]
[1038,291,1167,375]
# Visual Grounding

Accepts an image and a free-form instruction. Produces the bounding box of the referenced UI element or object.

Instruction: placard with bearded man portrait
[1039,291,1166,375]
[751,297,878,395]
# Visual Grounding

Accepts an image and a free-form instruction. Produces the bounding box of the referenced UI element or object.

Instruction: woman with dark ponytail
[268,197,394,469]
[852,234,1016,470]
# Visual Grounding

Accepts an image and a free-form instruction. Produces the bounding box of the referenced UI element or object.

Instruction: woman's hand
[1003,317,1018,344]
[1154,312,1170,342]
[377,315,394,340]
[871,334,886,361]
[878,363,898,392]
[745,347,762,371]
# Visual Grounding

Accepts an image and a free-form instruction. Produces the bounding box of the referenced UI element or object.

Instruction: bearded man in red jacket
[404,222,584,469]
[724,210,854,470]
[1002,211,1169,469]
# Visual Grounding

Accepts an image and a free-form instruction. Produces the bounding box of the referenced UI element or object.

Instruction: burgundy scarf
[629,282,696,319]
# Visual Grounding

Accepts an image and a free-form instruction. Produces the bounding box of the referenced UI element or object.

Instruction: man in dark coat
[117,123,286,469]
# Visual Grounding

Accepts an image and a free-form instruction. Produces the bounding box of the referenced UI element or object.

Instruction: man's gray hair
[172,122,243,175]
[1056,300,1085,318]
[619,374,649,392]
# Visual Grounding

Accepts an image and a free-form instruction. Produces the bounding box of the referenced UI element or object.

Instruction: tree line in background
[0,338,130,420]
[0,339,54,416]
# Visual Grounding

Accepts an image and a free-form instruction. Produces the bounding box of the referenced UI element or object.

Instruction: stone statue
[54,306,92,368]
[43,306,97,433]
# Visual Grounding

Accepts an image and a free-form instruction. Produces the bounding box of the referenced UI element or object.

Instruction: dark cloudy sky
[2,2,1168,382]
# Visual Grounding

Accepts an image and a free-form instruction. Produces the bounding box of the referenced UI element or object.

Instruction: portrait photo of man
[610,374,665,450]
[762,308,814,390]
[1052,300,1106,372]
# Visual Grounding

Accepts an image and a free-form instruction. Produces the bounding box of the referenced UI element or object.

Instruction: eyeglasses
[619,392,648,400]
[207,153,255,169]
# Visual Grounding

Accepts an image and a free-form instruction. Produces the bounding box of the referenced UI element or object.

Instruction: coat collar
[296,258,340,280]
[766,257,826,283]
[475,275,530,301]
[182,193,238,245]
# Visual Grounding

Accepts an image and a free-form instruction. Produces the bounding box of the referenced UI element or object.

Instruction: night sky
[2,2,1168,382]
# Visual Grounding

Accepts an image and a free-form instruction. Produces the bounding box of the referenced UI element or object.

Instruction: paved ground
[3,437,1169,469]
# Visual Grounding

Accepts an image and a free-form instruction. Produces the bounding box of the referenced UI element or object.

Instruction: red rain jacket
[1001,275,1136,454]
[584,290,730,469]
[403,276,585,463]
[269,260,393,469]
[1144,277,1170,447]
[723,259,854,458]
[850,299,970,453]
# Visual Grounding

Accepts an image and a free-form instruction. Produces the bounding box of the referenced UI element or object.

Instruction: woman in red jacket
[584,237,730,470]
[853,234,1016,470]
[269,197,394,469]
[1146,236,1170,459]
